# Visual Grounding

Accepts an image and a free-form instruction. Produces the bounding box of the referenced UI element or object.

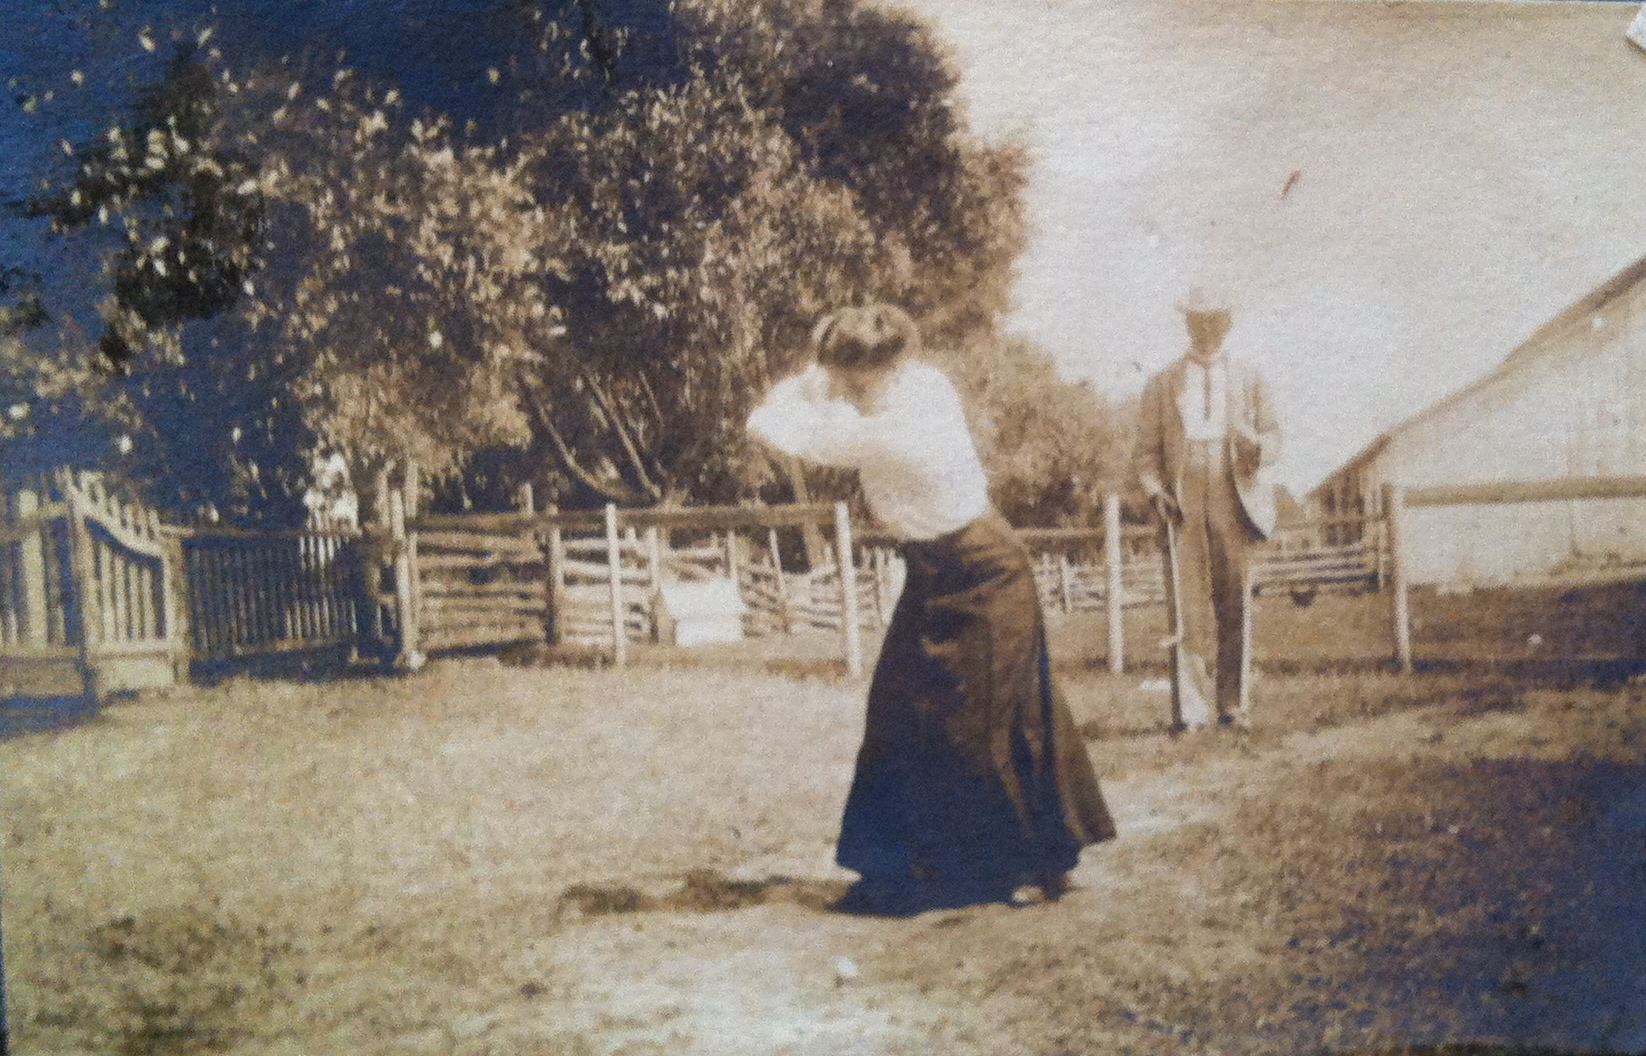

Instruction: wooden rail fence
[1380,475,1646,673]
[23,463,1557,702]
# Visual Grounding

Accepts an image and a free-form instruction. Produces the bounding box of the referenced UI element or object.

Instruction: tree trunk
[784,456,828,569]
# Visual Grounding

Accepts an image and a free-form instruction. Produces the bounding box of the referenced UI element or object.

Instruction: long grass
[2,581,1643,1054]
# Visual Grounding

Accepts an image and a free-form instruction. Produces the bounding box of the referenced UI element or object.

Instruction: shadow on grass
[1342,1047,1639,1056]
[1343,1039,1639,1046]
[0,694,106,740]
[1407,657,1646,689]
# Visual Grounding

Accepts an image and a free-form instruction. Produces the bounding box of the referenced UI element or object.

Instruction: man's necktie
[1202,362,1213,418]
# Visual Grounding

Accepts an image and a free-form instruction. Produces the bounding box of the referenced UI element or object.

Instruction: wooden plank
[834,503,862,677]
[183,546,206,654]
[235,542,257,649]
[416,552,540,573]
[413,501,840,536]
[139,549,159,641]
[192,634,354,660]
[420,579,541,599]
[389,489,423,669]
[82,506,168,561]
[1,538,17,647]
[423,598,549,617]
[183,525,358,542]
[208,544,230,653]
[229,542,252,648]
[278,539,300,643]
[1406,475,1646,508]
[604,504,628,665]
[318,535,340,641]
[292,537,314,643]
[12,490,51,649]
[63,489,100,697]
[1016,527,1105,549]
[247,542,271,647]
[84,640,175,659]
[1384,483,1413,674]
[560,557,652,584]
[207,544,231,655]
[1,652,86,697]
[422,624,542,652]
[1105,493,1125,673]
[415,509,599,533]
[313,534,335,641]
[416,530,539,556]
[0,503,71,542]
[0,644,81,661]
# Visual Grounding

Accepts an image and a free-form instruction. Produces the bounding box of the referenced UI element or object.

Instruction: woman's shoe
[834,879,920,917]
[1036,870,1076,902]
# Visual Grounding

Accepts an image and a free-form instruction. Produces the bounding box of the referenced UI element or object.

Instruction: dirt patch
[558,869,850,919]
[498,641,615,669]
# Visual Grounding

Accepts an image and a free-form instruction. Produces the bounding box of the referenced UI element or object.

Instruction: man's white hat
[1175,285,1231,318]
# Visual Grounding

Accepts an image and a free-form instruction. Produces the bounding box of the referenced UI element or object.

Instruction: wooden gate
[180,524,359,666]
[1,472,178,700]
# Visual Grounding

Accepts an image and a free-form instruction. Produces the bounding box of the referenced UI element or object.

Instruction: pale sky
[886,0,1646,493]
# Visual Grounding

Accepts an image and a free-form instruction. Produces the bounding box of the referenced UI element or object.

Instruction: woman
[747,304,1116,911]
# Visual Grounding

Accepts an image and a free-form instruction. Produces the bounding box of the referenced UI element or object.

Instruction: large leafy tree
[12,0,1032,520]
[492,0,1030,507]
[18,47,560,519]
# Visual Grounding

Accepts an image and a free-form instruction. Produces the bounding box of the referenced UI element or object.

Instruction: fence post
[766,526,792,633]
[1104,493,1126,674]
[544,505,565,647]
[646,526,664,592]
[833,502,863,677]
[871,547,890,627]
[604,503,628,665]
[388,488,423,671]
[1374,514,1387,592]
[515,482,534,516]
[722,528,741,586]
[1057,552,1074,614]
[13,488,50,650]
[60,482,101,700]
[1383,483,1412,674]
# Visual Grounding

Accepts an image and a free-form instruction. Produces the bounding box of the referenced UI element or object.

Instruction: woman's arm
[746,365,872,468]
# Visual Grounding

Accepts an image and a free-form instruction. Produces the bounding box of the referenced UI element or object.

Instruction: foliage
[941,334,1133,527]
[11,0,1036,518]
[498,0,1030,505]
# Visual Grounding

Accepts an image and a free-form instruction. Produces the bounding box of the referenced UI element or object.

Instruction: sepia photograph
[2,0,1646,1052]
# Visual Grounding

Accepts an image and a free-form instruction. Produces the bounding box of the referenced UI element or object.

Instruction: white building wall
[1368,277,1646,585]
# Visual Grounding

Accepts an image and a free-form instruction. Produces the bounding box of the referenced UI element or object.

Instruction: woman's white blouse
[746,361,991,541]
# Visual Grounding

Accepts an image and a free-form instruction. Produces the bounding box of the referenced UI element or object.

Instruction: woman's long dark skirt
[836,513,1116,886]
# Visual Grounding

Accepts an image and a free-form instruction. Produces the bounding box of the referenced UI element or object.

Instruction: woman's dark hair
[812,303,921,371]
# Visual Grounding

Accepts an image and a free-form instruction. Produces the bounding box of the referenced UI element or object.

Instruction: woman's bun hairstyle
[812,303,920,371]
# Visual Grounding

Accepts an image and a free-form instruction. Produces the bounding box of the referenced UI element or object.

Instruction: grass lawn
[2,585,1645,1054]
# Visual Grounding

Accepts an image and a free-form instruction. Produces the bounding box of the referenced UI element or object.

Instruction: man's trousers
[1171,439,1256,720]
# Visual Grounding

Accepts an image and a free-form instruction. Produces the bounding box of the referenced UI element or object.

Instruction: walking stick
[1160,507,1211,732]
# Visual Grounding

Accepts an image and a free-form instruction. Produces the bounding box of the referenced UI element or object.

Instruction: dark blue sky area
[0,0,677,318]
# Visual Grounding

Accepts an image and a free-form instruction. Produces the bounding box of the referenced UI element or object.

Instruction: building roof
[1309,249,1646,499]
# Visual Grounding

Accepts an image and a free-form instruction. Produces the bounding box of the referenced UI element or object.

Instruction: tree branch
[519,375,650,505]
[581,371,663,502]
[634,370,665,430]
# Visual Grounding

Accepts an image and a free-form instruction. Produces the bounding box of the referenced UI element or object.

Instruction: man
[1133,287,1281,730]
